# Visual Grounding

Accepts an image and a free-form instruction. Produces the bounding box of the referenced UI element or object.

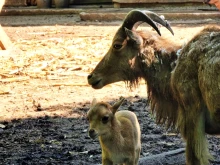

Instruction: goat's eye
[113,44,122,50]
[102,116,109,124]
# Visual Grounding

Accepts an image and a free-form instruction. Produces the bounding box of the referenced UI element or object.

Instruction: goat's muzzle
[87,73,103,89]
[88,129,98,139]
[87,74,92,80]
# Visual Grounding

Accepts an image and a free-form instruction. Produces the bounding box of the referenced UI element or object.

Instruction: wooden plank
[0,0,5,10]
[113,0,202,3]
[139,148,185,165]
[73,0,112,4]
[4,0,26,6]
[114,2,121,8]
[113,0,204,8]
[94,148,186,165]
[0,1,12,50]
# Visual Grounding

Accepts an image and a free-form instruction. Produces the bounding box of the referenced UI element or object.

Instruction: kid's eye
[102,116,109,124]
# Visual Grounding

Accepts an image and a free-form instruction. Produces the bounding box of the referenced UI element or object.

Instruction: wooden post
[113,2,121,8]
[0,26,12,50]
[0,0,13,50]
[0,0,5,10]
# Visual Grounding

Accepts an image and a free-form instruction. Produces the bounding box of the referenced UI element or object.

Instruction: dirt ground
[0,14,220,165]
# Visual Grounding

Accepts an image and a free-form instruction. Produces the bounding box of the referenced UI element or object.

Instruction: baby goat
[87,98,141,165]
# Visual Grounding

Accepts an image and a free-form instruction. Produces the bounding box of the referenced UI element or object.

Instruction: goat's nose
[89,129,97,139]
[89,129,95,135]
[87,74,93,80]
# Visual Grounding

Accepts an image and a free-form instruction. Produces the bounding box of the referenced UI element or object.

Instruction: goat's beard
[125,78,141,89]
[123,68,142,89]
[123,55,147,89]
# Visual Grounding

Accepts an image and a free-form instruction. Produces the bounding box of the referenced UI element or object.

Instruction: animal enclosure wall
[113,0,202,3]
[73,0,112,4]
[113,0,205,8]
[3,0,111,6]
[4,0,26,6]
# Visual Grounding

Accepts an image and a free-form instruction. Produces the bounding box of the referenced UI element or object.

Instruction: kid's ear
[91,98,97,106]
[112,97,125,114]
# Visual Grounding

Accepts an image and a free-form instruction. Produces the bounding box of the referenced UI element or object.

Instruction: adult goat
[87,9,220,165]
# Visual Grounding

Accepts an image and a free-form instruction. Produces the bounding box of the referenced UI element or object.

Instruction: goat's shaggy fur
[138,26,220,165]
[136,31,181,129]
[171,26,220,165]
[88,9,220,165]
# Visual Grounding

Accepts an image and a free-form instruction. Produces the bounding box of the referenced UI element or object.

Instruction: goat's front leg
[134,148,141,165]
[125,160,136,165]
[124,156,138,165]
[102,157,113,165]
[183,109,213,165]
[204,108,220,134]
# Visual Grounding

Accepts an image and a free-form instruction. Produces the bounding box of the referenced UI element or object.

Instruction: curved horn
[122,10,174,36]
[144,10,174,35]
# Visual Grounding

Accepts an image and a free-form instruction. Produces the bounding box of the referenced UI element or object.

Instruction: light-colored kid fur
[87,98,141,165]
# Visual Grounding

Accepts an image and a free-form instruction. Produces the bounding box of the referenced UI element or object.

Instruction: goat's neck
[99,118,123,148]
[137,31,180,88]
[138,48,179,127]
[140,49,176,91]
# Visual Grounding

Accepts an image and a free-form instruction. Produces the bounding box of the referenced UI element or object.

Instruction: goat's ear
[112,97,125,114]
[91,98,97,106]
[124,27,142,45]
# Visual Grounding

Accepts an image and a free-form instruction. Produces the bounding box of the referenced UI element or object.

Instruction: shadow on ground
[0,96,219,165]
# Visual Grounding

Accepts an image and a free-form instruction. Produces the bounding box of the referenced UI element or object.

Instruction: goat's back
[116,110,141,146]
[197,27,220,114]
[171,26,220,119]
